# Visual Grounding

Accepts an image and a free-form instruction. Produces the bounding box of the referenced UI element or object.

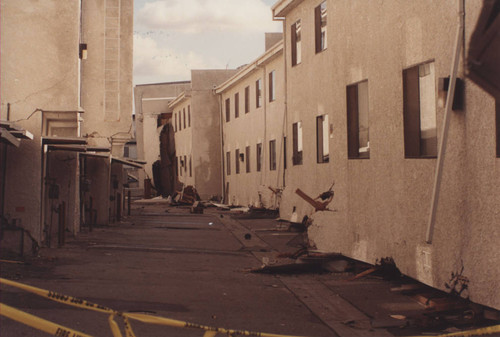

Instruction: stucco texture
[278,0,499,309]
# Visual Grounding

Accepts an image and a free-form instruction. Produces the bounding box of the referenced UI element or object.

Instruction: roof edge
[215,40,283,94]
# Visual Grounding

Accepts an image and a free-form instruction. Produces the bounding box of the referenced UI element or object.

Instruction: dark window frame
[269,139,277,171]
[402,62,437,158]
[256,143,262,172]
[245,86,250,113]
[347,80,370,159]
[226,151,231,175]
[291,19,301,66]
[316,115,329,163]
[256,79,262,108]
[183,108,186,129]
[292,122,303,165]
[315,1,327,54]
[225,98,230,122]
[188,105,191,127]
[269,70,276,102]
[235,92,240,118]
[245,146,251,173]
[235,149,240,174]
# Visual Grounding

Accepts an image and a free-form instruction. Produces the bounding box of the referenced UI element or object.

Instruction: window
[245,86,250,113]
[188,105,191,127]
[269,70,276,102]
[179,156,183,176]
[176,156,179,176]
[292,122,303,165]
[189,156,192,177]
[226,151,231,175]
[184,155,187,173]
[183,108,186,129]
[256,143,262,172]
[316,114,329,163]
[245,146,251,173]
[256,79,262,108]
[235,149,240,174]
[347,80,370,159]
[403,62,437,158]
[235,92,240,118]
[174,114,177,132]
[225,98,230,122]
[315,1,327,53]
[269,140,277,171]
[178,110,182,130]
[291,19,302,66]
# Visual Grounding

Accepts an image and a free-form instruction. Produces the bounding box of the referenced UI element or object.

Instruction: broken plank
[390,283,427,293]
[280,276,393,337]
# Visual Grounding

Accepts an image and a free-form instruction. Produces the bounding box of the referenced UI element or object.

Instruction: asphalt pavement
[0,202,336,337]
[2,201,498,337]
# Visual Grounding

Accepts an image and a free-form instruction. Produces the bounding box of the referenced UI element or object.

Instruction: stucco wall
[81,0,134,149]
[277,0,499,309]
[221,49,285,208]
[1,0,81,242]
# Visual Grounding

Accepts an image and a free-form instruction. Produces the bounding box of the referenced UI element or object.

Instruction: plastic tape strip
[3,277,499,337]
[424,325,500,337]
[0,277,114,314]
[0,278,306,337]
[0,303,93,337]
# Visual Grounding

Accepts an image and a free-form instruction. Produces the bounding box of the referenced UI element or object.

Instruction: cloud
[134,34,222,84]
[136,0,280,33]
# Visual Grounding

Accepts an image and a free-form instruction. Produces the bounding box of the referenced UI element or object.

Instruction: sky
[133,0,282,85]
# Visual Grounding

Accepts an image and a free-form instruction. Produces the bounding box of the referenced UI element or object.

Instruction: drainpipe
[218,93,226,203]
[274,16,287,188]
[260,64,267,186]
[426,0,464,244]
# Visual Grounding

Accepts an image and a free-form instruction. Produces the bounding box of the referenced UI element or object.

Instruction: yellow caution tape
[0,303,93,337]
[2,277,499,337]
[0,277,114,314]
[408,324,500,337]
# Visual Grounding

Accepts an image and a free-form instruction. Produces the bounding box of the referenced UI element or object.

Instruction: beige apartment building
[271,0,499,310]
[216,36,285,208]
[169,70,238,200]
[134,81,192,194]
[1,0,134,250]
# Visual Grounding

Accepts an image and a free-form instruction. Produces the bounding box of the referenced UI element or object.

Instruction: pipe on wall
[426,0,465,244]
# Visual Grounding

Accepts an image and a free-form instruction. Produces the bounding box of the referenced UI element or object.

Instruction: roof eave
[272,0,303,18]
[215,40,284,93]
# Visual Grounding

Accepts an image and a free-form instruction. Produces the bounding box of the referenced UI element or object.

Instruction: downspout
[260,64,267,186]
[275,16,287,188]
[218,92,226,203]
[426,0,464,244]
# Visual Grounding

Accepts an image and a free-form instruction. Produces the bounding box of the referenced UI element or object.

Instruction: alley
[2,201,500,337]
[0,202,335,337]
